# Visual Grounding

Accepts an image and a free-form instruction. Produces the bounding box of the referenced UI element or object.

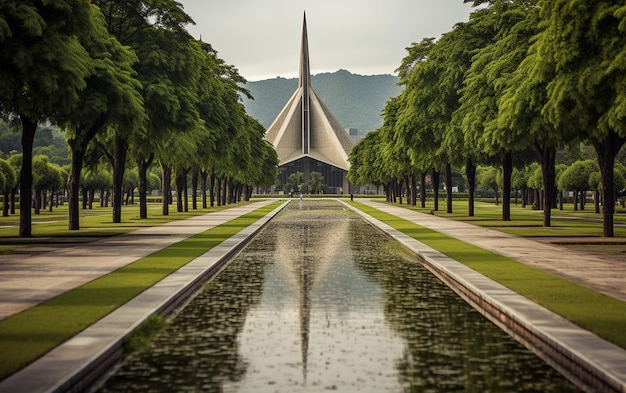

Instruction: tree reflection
[349,218,580,393]
[98,235,270,392]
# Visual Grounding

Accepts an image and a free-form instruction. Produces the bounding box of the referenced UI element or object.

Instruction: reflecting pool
[97,200,581,392]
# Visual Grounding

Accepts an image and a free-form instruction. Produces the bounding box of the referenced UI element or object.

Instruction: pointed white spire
[299,12,311,89]
[265,13,354,175]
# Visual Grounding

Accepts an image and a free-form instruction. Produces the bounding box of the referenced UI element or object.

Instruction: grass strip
[0,201,283,380]
[349,201,626,350]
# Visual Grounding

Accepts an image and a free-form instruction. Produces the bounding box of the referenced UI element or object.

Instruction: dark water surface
[98,200,581,392]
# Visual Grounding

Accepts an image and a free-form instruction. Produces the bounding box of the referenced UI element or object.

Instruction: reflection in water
[98,200,581,392]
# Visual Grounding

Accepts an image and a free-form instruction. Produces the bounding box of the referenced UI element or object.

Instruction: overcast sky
[179,1,475,81]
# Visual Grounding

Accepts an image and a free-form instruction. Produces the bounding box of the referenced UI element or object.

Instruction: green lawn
[393,199,626,237]
[348,200,626,352]
[0,201,283,380]
[0,202,242,255]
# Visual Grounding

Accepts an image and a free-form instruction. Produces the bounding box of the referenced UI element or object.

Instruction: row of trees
[1,0,278,237]
[472,158,626,210]
[348,0,626,237]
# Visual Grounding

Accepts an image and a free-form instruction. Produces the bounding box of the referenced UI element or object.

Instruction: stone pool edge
[0,200,291,393]
[342,200,626,393]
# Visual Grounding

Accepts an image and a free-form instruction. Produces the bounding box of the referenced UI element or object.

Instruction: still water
[98,200,581,392]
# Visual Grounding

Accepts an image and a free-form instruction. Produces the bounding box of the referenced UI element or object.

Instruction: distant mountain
[240,69,403,137]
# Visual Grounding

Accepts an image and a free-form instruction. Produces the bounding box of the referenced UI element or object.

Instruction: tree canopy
[0,0,279,236]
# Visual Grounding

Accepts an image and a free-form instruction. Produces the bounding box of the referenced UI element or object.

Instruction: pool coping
[342,200,626,393]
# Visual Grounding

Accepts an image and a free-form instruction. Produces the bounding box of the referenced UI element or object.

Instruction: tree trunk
[593,132,622,238]
[67,116,107,229]
[420,172,427,208]
[2,192,9,216]
[161,163,172,216]
[175,172,184,213]
[580,191,586,211]
[68,147,85,230]
[432,169,440,212]
[210,170,216,207]
[183,170,189,212]
[112,134,127,223]
[466,159,476,217]
[191,170,198,210]
[536,143,556,227]
[221,176,228,206]
[10,186,16,215]
[410,173,417,206]
[137,155,153,219]
[502,152,512,221]
[201,170,208,209]
[19,116,37,237]
[33,189,40,215]
[445,163,453,214]
[216,176,222,207]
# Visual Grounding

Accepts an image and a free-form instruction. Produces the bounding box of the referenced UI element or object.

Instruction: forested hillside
[241,69,402,136]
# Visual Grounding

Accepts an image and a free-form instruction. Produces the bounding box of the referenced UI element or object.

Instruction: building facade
[265,14,354,194]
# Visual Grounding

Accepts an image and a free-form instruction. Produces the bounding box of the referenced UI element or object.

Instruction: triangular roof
[265,13,354,171]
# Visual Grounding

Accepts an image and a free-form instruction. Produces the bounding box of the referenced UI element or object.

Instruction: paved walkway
[0,200,277,321]
[357,199,626,302]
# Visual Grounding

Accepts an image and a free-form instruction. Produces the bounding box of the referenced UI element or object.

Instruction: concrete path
[358,199,626,302]
[0,200,277,321]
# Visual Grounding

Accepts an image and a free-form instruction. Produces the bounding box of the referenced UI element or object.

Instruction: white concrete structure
[265,14,354,193]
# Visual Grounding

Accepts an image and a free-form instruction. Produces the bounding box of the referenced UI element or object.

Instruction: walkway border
[342,200,626,393]
[0,201,290,393]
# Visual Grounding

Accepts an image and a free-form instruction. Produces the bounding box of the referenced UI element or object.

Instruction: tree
[0,158,16,216]
[535,0,626,236]
[32,155,63,214]
[93,0,196,222]
[7,153,21,214]
[477,166,500,205]
[348,130,389,197]
[64,5,145,230]
[0,0,92,236]
[285,172,304,195]
[558,160,598,211]
[460,1,542,221]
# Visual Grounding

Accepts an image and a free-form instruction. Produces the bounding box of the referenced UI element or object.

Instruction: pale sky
[179,1,475,81]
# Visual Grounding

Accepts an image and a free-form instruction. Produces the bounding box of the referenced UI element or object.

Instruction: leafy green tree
[32,155,63,214]
[93,0,196,221]
[7,153,21,214]
[306,172,325,194]
[460,1,541,221]
[397,38,447,210]
[0,158,16,216]
[477,166,499,205]
[380,94,414,204]
[558,160,598,211]
[63,5,144,230]
[285,171,304,195]
[534,0,626,236]
[0,0,92,236]
[348,130,389,196]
